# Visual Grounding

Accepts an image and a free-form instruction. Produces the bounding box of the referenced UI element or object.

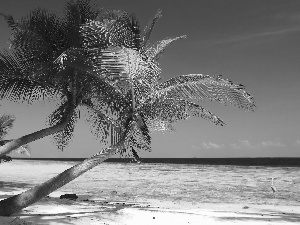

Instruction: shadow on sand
[218,208,300,223]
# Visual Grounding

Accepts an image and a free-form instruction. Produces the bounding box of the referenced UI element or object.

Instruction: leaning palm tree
[0,0,125,158]
[0,10,255,216]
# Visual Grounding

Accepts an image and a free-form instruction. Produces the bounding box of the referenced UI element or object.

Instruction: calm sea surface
[1,160,300,206]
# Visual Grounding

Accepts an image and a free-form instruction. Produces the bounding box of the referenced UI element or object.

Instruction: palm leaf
[93,47,161,100]
[7,8,67,62]
[84,105,121,146]
[47,101,79,150]
[155,74,256,111]
[0,50,63,104]
[9,27,55,63]
[141,9,162,49]
[121,117,151,158]
[139,98,225,131]
[0,13,18,30]
[63,0,99,48]
[0,114,15,139]
[145,35,186,60]
[186,101,225,126]
[0,75,62,104]
[81,10,141,50]
[80,20,110,49]
[82,76,131,116]
[144,119,176,132]
[108,12,141,50]
[13,145,31,156]
[51,48,94,72]
[133,113,151,146]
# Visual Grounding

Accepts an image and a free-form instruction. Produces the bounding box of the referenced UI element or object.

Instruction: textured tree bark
[0,143,122,216]
[0,104,76,157]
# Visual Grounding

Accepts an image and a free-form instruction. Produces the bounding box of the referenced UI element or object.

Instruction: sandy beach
[1,160,300,224]
[1,189,300,225]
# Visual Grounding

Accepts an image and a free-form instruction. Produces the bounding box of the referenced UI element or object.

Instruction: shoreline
[1,190,300,224]
[11,157,300,167]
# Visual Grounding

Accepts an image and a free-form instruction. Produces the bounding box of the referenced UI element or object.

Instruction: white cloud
[261,141,286,148]
[240,140,256,149]
[295,140,300,146]
[213,27,300,45]
[230,140,257,149]
[201,141,222,150]
[230,140,286,150]
[230,143,241,150]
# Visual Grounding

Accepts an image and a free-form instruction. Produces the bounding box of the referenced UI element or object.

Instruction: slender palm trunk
[0,104,76,157]
[0,141,123,216]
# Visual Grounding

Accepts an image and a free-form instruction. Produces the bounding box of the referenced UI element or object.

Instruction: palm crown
[79,9,255,160]
[0,1,129,151]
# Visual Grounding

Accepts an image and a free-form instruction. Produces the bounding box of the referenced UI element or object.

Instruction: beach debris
[10,217,32,225]
[0,155,12,163]
[59,193,78,201]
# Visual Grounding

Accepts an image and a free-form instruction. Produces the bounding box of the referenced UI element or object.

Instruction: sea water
[1,160,300,206]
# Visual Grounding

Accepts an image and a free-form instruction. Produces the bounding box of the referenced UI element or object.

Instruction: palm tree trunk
[0,104,76,157]
[0,141,123,216]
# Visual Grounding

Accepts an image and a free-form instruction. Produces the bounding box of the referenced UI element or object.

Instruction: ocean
[1,159,300,206]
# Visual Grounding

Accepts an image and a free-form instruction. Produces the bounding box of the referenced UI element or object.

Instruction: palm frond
[107,12,141,50]
[155,74,256,111]
[47,101,79,150]
[82,75,131,116]
[64,0,99,25]
[0,49,31,75]
[186,101,225,126]
[51,48,94,73]
[9,27,54,63]
[93,46,161,100]
[63,0,100,48]
[9,8,67,60]
[13,145,31,156]
[84,105,121,146]
[133,113,151,145]
[0,51,63,103]
[145,119,176,132]
[0,114,15,139]
[121,117,151,159]
[139,98,225,131]
[0,13,18,30]
[80,20,109,49]
[145,35,186,60]
[81,10,141,50]
[141,9,162,49]
[0,75,63,104]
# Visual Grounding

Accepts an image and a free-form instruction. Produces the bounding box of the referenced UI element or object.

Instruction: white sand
[1,190,300,224]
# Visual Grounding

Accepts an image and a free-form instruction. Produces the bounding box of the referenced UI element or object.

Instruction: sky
[0,0,300,158]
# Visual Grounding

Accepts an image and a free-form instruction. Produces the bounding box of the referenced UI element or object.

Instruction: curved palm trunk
[0,104,76,157]
[0,141,123,216]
